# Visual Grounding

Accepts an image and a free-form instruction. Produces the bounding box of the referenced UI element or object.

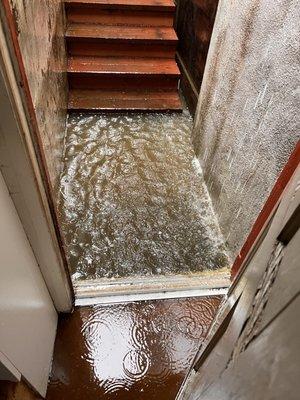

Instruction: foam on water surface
[58,111,229,282]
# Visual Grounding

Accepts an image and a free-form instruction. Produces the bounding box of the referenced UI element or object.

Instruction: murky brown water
[58,111,229,281]
[47,297,222,400]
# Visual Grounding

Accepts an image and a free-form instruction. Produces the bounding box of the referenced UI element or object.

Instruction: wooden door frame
[0,6,73,312]
[177,159,300,399]
[231,141,300,279]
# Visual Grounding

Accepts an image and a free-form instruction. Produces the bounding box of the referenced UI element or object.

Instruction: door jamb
[0,7,73,312]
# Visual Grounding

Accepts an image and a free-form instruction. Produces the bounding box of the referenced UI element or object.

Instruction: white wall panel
[0,172,57,396]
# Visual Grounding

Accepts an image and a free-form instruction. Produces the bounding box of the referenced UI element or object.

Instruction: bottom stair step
[68,89,183,112]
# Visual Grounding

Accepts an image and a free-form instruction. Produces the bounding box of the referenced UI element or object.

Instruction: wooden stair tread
[66,24,178,41]
[65,0,180,111]
[68,56,180,75]
[65,0,175,11]
[68,89,182,111]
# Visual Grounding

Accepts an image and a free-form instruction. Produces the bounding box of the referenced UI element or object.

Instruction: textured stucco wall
[9,0,68,193]
[193,0,300,258]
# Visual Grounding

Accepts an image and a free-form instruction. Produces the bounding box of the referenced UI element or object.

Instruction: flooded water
[58,111,229,281]
[47,296,222,400]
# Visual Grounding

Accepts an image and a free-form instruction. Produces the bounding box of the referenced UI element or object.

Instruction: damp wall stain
[8,0,68,194]
[47,296,222,400]
[57,112,230,281]
[193,0,300,258]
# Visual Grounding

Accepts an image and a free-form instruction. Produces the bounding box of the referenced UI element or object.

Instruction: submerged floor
[47,296,222,400]
[58,111,229,282]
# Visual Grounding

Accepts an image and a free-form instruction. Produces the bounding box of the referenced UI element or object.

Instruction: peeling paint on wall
[9,0,68,195]
[193,0,300,258]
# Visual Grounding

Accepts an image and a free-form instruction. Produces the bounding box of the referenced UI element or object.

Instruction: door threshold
[74,269,230,306]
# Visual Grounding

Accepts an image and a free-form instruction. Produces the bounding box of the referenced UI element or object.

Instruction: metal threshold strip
[74,268,230,306]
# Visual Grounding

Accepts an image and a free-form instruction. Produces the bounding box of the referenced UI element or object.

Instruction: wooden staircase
[65,0,182,112]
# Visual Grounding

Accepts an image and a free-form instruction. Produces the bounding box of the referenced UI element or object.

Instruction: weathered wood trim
[177,165,300,399]
[176,52,198,115]
[277,204,300,245]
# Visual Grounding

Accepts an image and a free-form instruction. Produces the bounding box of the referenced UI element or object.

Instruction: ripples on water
[58,111,229,281]
[48,297,222,400]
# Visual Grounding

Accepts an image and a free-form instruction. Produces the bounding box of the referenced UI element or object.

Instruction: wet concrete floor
[47,296,222,400]
[58,111,229,282]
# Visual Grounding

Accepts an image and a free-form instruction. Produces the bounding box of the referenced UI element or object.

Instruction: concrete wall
[193,0,300,258]
[9,0,68,193]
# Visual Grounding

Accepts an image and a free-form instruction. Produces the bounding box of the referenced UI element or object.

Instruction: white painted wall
[0,171,57,396]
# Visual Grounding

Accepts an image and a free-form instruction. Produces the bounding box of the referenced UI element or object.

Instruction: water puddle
[47,296,222,400]
[57,111,229,282]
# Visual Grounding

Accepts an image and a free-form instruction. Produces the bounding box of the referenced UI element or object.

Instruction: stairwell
[65,0,182,112]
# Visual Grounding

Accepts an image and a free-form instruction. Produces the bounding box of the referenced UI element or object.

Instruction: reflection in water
[58,111,229,281]
[47,297,222,400]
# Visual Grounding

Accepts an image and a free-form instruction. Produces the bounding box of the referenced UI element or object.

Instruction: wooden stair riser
[68,89,182,112]
[66,25,178,42]
[68,73,179,90]
[66,7,174,27]
[69,108,183,113]
[67,40,177,58]
[65,1,175,13]
[64,0,182,112]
